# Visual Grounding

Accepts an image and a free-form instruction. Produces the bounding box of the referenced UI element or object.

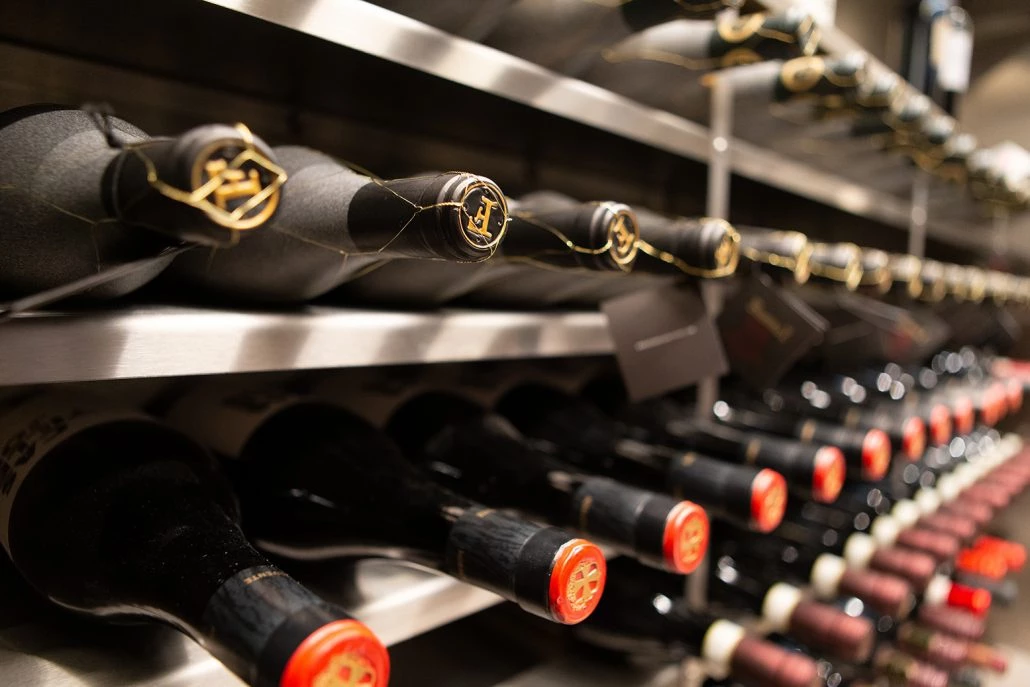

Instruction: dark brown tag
[718,275,827,390]
[602,284,727,402]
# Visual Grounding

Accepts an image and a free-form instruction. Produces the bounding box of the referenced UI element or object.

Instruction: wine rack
[0,1,1025,686]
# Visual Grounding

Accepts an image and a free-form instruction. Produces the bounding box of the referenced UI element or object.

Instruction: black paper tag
[718,274,828,390]
[602,283,728,402]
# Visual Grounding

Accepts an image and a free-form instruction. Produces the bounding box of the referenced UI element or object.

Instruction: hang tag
[718,274,827,390]
[602,283,727,402]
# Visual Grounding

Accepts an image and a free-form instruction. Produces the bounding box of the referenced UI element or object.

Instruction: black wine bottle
[576,559,821,687]
[806,242,863,290]
[482,0,744,74]
[165,386,607,624]
[707,559,876,662]
[384,391,710,574]
[754,387,928,459]
[455,190,641,308]
[0,104,284,301]
[580,11,820,119]
[0,390,389,687]
[161,150,508,303]
[329,189,639,309]
[579,382,844,503]
[713,523,917,619]
[632,208,740,278]
[736,226,813,284]
[888,254,926,301]
[857,248,892,295]
[710,399,892,482]
[495,384,787,532]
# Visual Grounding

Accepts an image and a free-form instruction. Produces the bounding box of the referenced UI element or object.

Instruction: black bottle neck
[386,393,582,525]
[2,404,360,687]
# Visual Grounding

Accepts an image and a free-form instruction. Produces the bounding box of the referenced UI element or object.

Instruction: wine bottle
[756,388,927,461]
[806,242,863,290]
[164,386,607,624]
[713,523,917,619]
[384,391,710,574]
[736,226,813,284]
[788,500,962,564]
[495,384,788,532]
[578,383,845,503]
[758,512,939,592]
[576,559,821,687]
[633,208,740,278]
[895,622,1008,674]
[917,604,986,641]
[330,189,639,308]
[708,558,876,662]
[649,415,848,502]
[0,390,389,687]
[455,190,641,308]
[482,0,744,74]
[550,209,741,307]
[161,151,508,303]
[916,259,949,303]
[731,55,869,138]
[710,399,891,482]
[0,104,284,301]
[580,11,820,120]
[857,248,892,295]
[888,254,925,301]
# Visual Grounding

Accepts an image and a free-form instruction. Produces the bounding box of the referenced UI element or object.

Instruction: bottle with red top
[494,384,790,533]
[580,379,844,504]
[575,559,823,687]
[164,384,608,625]
[0,390,390,687]
[383,391,710,574]
[710,399,892,482]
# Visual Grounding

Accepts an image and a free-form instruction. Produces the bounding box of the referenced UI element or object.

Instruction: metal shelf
[0,561,506,687]
[199,0,969,243]
[0,306,612,386]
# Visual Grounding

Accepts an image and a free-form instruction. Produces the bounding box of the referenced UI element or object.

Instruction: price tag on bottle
[718,274,827,390]
[602,283,727,402]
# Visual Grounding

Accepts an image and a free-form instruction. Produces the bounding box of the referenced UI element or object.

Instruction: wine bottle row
[362,1,1029,208]
[2,105,1027,316]
[1,341,1025,686]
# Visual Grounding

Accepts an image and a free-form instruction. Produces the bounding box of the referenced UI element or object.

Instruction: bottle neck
[387,395,583,524]
[234,403,470,568]
[4,416,356,687]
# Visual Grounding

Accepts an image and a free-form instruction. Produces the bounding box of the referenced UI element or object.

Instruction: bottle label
[166,384,302,458]
[0,392,146,552]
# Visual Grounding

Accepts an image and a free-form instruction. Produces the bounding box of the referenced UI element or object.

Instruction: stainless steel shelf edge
[202,0,714,162]
[0,306,613,385]
[201,0,962,240]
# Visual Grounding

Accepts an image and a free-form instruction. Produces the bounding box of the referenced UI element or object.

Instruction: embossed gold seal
[565,559,603,613]
[313,652,378,687]
[188,124,285,231]
[605,205,640,270]
[780,56,826,93]
[458,180,508,251]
